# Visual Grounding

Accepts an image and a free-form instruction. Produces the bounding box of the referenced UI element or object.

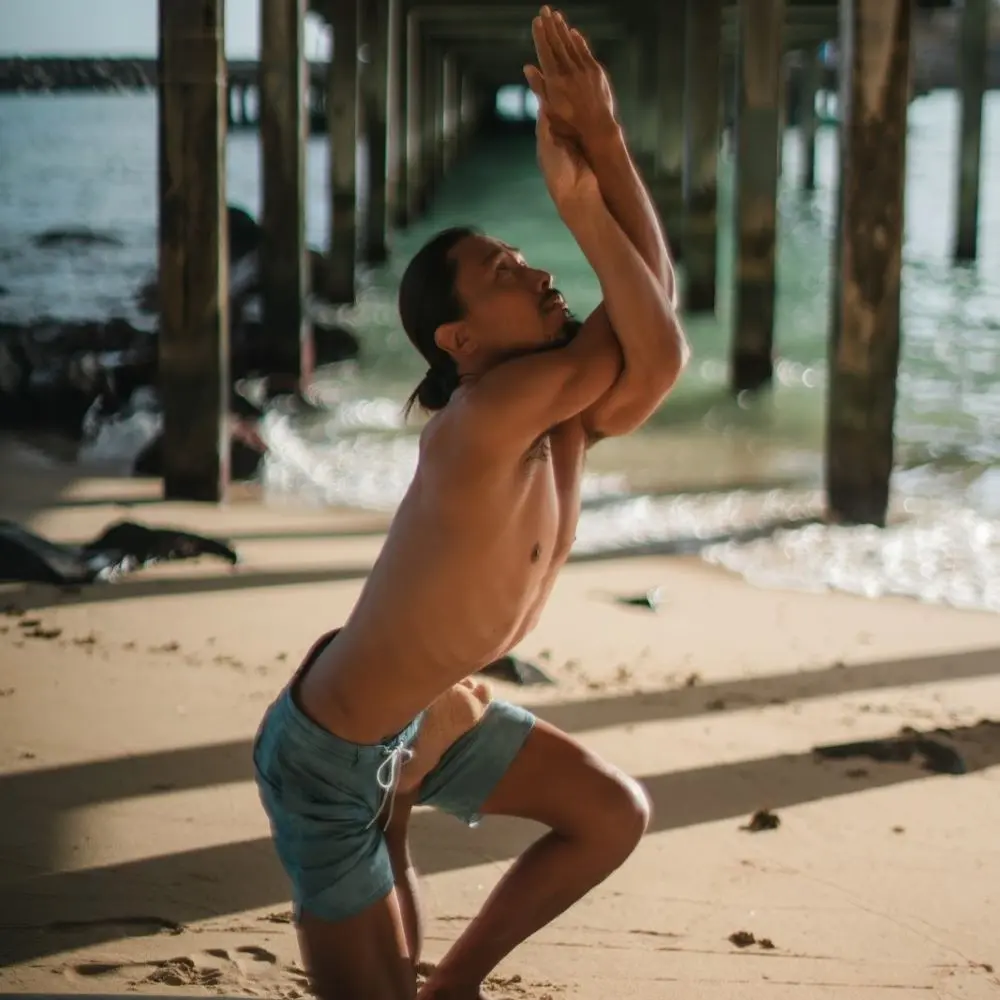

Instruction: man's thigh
[477,717,651,835]
[416,698,537,826]
[298,889,415,1000]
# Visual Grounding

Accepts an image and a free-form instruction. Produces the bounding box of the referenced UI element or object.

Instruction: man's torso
[299,407,588,743]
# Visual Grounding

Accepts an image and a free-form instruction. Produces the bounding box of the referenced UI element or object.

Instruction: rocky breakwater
[0,207,361,479]
[0,58,158,93]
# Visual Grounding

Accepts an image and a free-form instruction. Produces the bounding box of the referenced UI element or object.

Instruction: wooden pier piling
[683,0,723,313]
[654,1,687,255]
[954,0,989,262]
[327,0,360,304]
[259,0,311,379]
[826,0,912,526]
[731,0,784,394]
[157,0,230,502]
[362,0,391,263]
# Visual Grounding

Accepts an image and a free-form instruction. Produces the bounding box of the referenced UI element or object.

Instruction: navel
[530,542,542,563]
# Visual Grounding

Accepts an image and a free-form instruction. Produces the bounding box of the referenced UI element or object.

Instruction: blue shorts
[252,640,536,923]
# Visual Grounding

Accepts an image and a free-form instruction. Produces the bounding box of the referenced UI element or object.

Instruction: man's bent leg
[298,889,416,1000]
[419,718,651,998]
[384,790,425,966]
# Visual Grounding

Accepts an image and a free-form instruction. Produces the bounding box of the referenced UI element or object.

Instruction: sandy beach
[2,439,999,999]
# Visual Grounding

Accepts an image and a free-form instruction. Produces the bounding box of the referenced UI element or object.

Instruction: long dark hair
[399,226,481,416]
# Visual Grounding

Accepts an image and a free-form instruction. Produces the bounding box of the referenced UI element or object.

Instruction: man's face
[446,234,575,364]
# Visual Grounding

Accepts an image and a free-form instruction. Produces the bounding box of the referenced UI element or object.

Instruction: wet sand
[1,439,999,998]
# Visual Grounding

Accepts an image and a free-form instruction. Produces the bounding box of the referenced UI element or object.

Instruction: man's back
[298,392,588,743]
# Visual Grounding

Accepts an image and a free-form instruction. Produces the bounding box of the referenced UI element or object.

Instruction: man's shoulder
[417,393,522,473]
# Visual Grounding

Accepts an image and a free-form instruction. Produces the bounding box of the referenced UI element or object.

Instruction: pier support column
[157,0,229,502]
[260,0,311,378]
[386,0,406,228]
[799,47,820,191]
[954,0,988,262]
[653,2,686,255]
[683,0,722,313]
[443,52,460,171]
[632,28,659,178]
[826,0,912,527]
[731,0,783,393]
[611,39,641,149]
[361,0,390,262]
[419,41,442,207]
[327,0,359,304]
[405,13,424,221]
[459,72,477,152]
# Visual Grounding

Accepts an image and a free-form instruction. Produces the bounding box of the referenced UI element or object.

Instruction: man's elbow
[650,316,690,393]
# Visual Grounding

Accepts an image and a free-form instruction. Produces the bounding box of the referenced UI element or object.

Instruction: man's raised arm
[525,8,688,439]
[527,7,677,303]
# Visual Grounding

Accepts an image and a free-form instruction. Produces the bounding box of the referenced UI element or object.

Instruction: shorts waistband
[263,629,422,763]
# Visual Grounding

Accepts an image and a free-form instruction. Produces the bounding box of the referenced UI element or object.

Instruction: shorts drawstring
[365,742,414,830]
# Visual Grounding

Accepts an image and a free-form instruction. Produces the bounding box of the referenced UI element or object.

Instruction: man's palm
[536,113,598,207]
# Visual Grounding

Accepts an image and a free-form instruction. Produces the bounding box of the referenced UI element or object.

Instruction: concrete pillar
[653,2,686,256]
[405,13,423,220]
[731,0,783,394]
[259,0,311,379]
[826,0,912,527]
[386,0,406,228]
[157,0,229,502]
[682,0,722,313]
[361,0,390,262]
[327,0,359,304]
[954,0,989,262]
[443,52,460,170]
[799,47,820,191]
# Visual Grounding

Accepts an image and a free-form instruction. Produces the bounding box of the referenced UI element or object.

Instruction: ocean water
[1,91,999,611]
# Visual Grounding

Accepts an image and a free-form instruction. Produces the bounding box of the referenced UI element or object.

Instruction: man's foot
[416,985,488,1000]
[415,965,487,1000]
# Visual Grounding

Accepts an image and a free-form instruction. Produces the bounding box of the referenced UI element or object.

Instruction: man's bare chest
[520,424,587,564]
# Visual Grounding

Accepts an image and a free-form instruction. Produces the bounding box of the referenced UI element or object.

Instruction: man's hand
[536,107,600,216]
[524,6,618,149]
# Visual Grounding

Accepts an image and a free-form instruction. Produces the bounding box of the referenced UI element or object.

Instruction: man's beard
[557,316,583,344]
[497,314,583,365]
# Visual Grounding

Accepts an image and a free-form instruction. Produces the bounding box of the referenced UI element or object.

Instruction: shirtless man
[252,8,688,998]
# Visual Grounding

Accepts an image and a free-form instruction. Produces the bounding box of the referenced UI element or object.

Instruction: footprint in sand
[67,944,307,994]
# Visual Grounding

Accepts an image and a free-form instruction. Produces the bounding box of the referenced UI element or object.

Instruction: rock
[740,809,781,832]
[31,227,123,249]
[0,518,238,586]
[228,204,261,262]
[0,317,154,434]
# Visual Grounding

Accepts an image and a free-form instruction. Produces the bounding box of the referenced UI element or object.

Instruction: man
[252,8,689,999]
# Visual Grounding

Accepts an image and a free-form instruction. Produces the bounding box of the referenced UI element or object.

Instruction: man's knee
[590,771,651,859]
